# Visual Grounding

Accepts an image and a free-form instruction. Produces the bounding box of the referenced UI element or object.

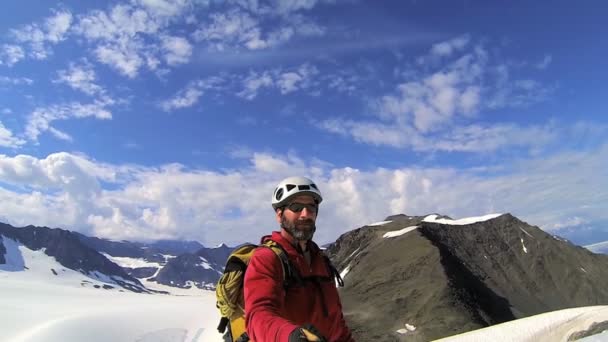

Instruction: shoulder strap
[261,240,303,288]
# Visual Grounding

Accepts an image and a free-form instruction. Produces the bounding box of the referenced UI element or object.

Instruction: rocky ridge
[326,213,608,341]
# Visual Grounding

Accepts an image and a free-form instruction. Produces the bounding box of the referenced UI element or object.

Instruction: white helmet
[271,176,323,210]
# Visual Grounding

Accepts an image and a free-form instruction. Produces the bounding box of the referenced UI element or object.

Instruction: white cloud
[270,0,335,15]
[0,44,26,66]
[487,69,555,109]
[0,76,33,86]
[430,123,557,153]
[237,71,274,99]
[317,119,568,153]
[549,216,588,230]
[160,78,223,111]
[319,38,557,153]
[11,10,72,60]
[0,146,605,246]
[430,34,470,57]
[0,121,26,148]
[380,64,484,133]
[25,102,112,143]
[236,63,320,99]
[162,86,203,111]
[94,44,144,78]
[536,54,552,69]
[133,0,195,20]
[193,7,326,51]
[277,64,318,94]
[54,61,104,96]
[319,119,413,148]
[74,2,195,77]
[193,9,262,50]
[161,35,192,65]
[2,109,12,115]
[48,127,73,142]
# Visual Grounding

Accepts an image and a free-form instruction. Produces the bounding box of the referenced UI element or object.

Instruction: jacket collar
[262,231,320,256]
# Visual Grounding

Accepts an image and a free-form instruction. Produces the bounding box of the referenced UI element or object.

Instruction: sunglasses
[285,202,318,214]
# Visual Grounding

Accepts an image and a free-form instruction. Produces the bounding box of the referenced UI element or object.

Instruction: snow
[519,227,534,238]
[340,265,351,279]
[5,235,608,342]
[367,220,392,226]
[436,306,608,342]
[0,237,224,342]
[423,213,503,225]
[521,238,528,254]
[585,240,608,253]
[101,253,163,269]
[199,257,212,269]
[396,323,417,334]
[383,226,419,238]
[347,247,360,259]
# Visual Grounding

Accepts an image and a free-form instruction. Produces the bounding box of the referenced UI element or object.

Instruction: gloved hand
[288,324,327,342]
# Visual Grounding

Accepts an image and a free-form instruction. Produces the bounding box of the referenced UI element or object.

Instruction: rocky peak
[0,222,147,292]
[328,213,608,341]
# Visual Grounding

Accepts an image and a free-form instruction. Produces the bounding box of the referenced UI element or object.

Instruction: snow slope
[423,213,503,225]
[0,237,223,342]
[435,306,608,342]
[3,232,608,342]
[586,240,608,254]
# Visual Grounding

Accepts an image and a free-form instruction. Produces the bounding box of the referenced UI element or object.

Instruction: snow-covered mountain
[585,240,608,255]
[0,222,233,291]
[3,214,608,342]
[0,223,149,293]
[76,233,230,289]
[325,213,608,341]
[0,236,221,341]
[150,244,231,289]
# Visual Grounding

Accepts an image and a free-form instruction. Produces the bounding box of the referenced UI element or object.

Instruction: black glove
[288,324,327,342]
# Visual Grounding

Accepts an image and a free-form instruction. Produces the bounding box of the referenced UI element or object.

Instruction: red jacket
[244,231,354,342]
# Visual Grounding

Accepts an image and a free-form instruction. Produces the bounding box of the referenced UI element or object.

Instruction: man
[244,176,354,342]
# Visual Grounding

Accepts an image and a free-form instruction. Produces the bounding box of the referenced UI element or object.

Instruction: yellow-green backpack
[215,240,293,342]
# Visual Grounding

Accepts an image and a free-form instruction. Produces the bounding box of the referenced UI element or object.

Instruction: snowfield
[2,235,608,341]
[1,270,224,342]
[0,237,224,342]
[437,306,608,342]
[423,213,504,225]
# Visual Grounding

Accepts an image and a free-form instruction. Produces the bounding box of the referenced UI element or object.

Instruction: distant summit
[151,244,231,289]
[326,213,608,341]
[0,222,232,292]
[0,223,149,293]
[585,240,608,254]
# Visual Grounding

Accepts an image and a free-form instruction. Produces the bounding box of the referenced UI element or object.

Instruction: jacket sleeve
[244,247,298,341]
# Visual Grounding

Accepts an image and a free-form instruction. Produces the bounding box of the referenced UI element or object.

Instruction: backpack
[215,239,344,342]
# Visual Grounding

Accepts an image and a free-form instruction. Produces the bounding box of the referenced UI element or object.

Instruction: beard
[281,215,316,241]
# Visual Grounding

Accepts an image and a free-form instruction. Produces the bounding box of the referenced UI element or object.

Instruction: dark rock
[126,267,158,278]
[153,252,221,289]
[0,235,5,264]
[0,222,147,292]
[568,321,608,341]
[327,213,608,341]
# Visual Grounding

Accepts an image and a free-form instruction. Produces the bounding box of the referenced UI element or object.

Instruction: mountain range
[326,213,608,341]
[1,213,608,341]
[0,222,231,293]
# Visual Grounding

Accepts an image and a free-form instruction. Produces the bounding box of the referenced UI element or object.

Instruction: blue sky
[0,0,606,247]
